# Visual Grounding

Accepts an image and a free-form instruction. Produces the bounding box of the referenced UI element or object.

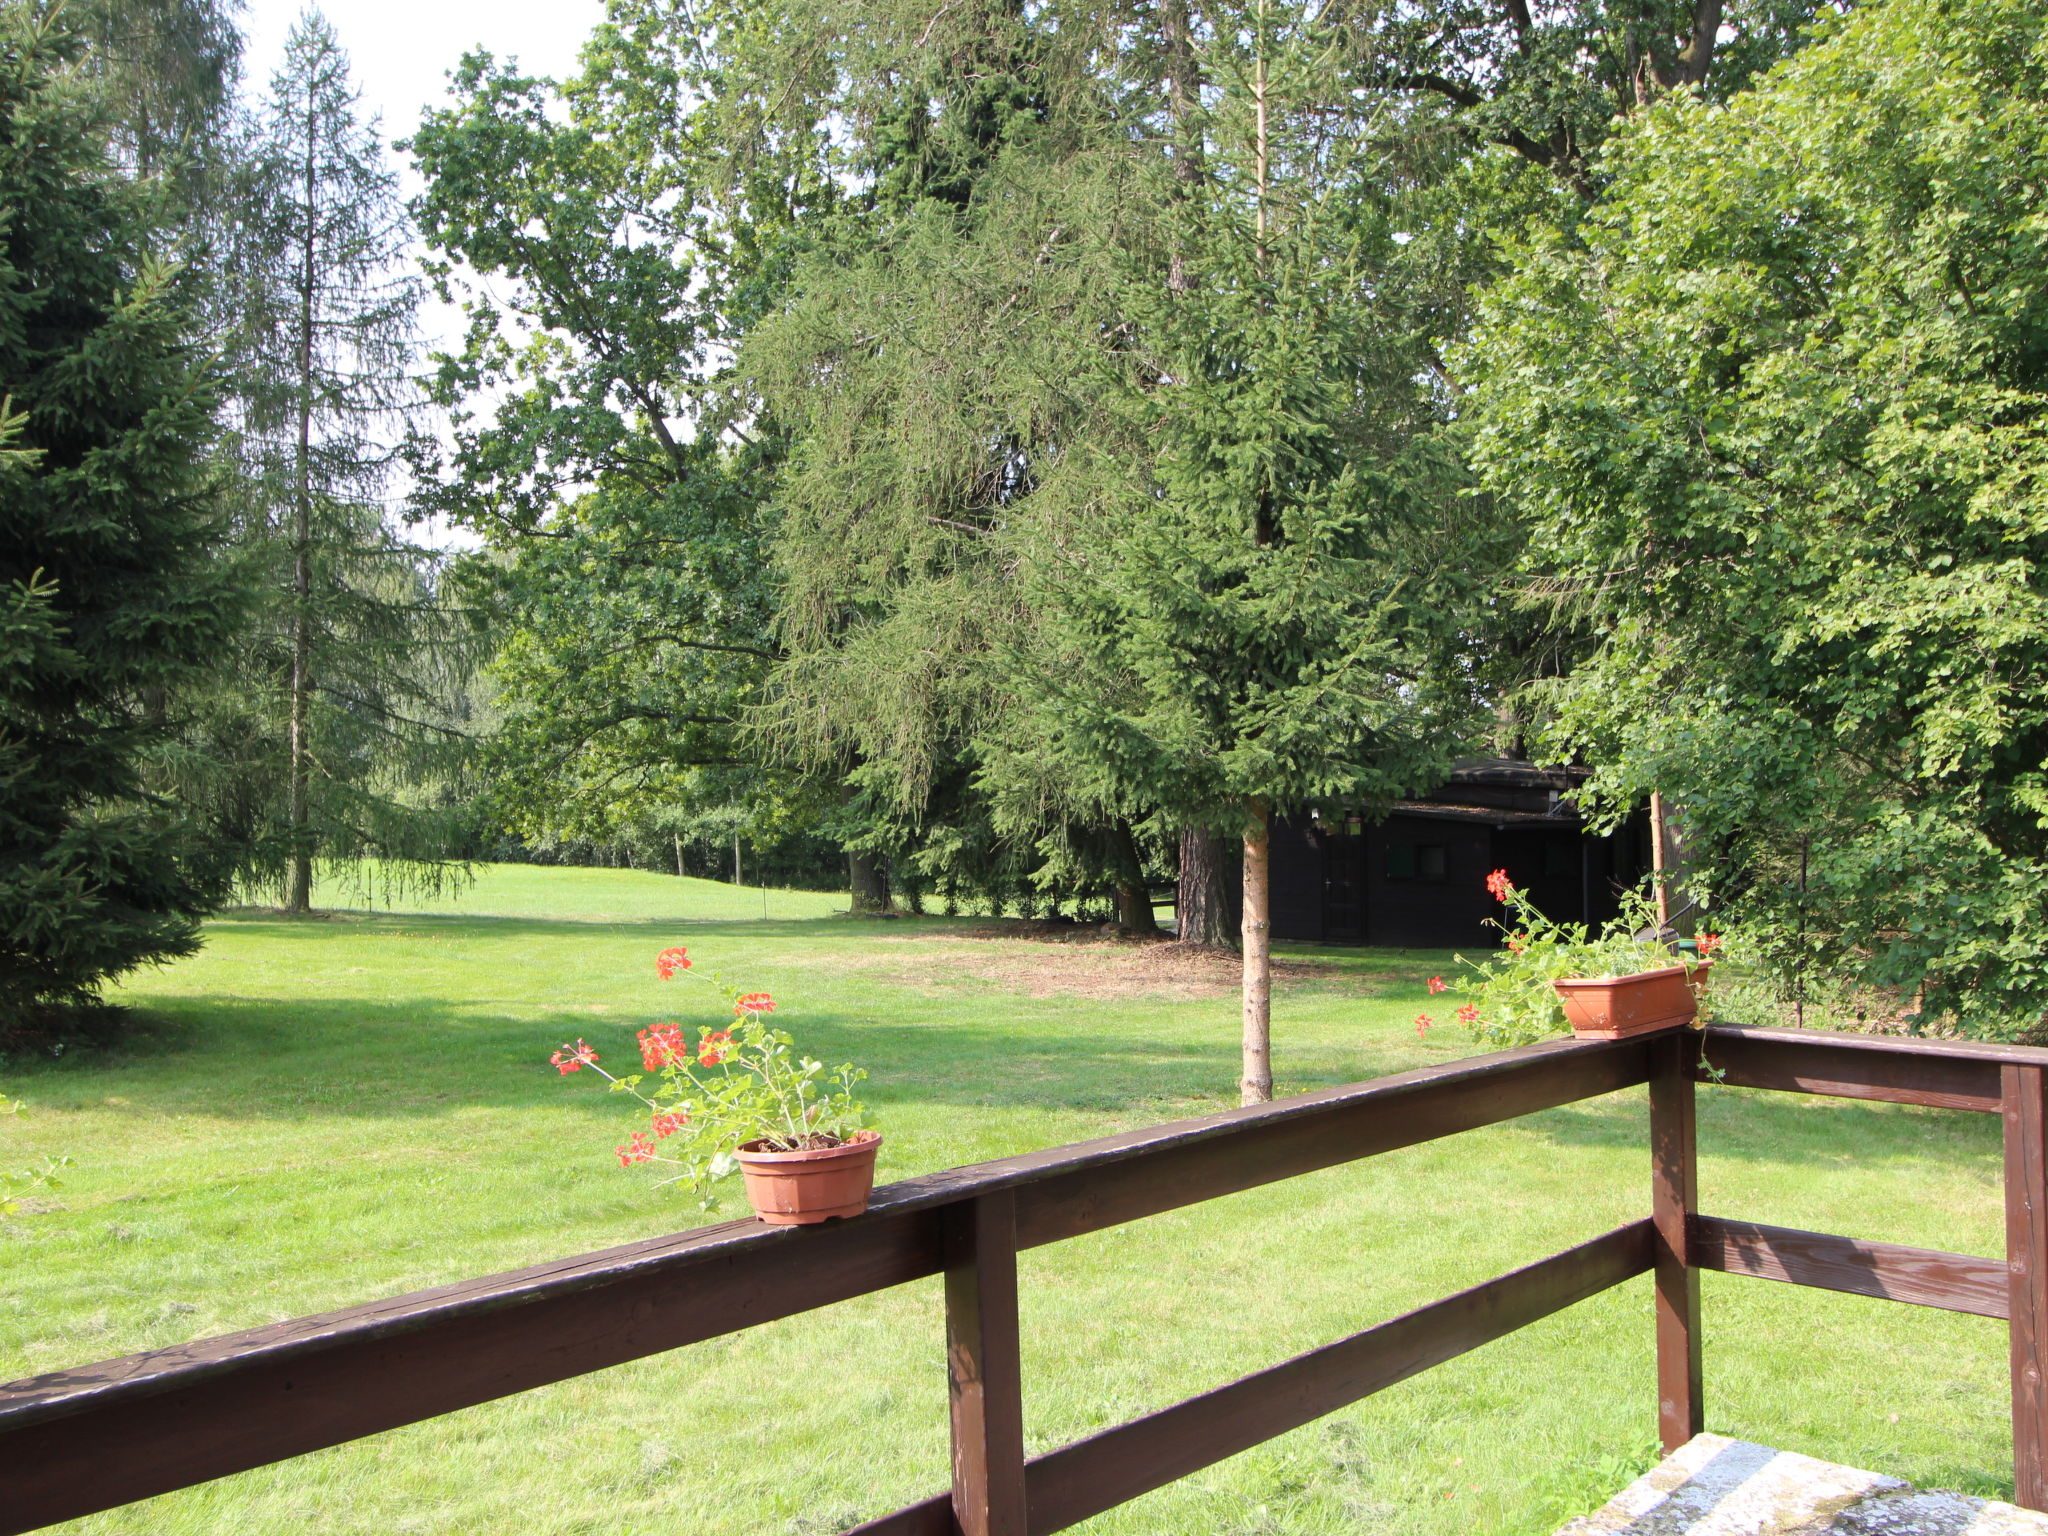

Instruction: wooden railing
[2,1023,2045,1534]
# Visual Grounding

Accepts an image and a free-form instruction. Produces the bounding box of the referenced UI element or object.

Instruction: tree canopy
[0,6,244,1020]
[1464,0,2048,1033]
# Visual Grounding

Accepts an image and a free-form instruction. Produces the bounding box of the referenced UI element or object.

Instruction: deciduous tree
[1464,0,2048,1034]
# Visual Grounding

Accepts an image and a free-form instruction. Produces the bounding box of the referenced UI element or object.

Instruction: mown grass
[0,864,2016,1534]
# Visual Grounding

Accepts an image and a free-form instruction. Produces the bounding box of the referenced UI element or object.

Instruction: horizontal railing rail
[3,1023,2046,1533]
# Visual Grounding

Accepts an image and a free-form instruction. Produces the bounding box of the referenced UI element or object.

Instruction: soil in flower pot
[735,1130,882,1225]
[1553,962,1712,1040]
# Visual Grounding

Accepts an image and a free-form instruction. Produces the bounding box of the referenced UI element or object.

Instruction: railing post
[944,1190,1028,1536]
[1650,1030,1703,1452]
[2005,1064,2048,1509]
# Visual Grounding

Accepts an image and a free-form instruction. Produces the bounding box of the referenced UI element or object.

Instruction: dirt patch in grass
[837,927,1387,1000]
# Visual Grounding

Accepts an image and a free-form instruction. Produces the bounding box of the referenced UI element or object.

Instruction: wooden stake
[1241,797,1273,1105]
[1650,791,1671,934]
[1650,1030,1703,1451]
[2007,1064,2048,1509]
[946,1191,1027,1536]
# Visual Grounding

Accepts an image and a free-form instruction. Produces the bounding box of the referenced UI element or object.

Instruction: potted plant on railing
[549,946,879,1225]
[1418,870,1718,1047]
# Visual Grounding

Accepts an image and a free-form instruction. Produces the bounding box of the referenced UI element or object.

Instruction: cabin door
[1322,827,1367,944]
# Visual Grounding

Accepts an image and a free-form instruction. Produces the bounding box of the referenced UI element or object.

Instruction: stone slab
[1556,1433,2048,1535]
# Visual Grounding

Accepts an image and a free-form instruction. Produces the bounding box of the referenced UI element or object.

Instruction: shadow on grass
[198,908,1455,979]
[14,980,2010,1189]
[8,990,1275,1123]
[1526,1087,2002,1173]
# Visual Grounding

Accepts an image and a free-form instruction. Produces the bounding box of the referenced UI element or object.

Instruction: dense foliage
[15,0,2048,1054]
[1465,0,2048,1034]
[0,9,244,1020]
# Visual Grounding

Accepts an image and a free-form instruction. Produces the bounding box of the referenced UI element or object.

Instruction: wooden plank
[2007,1064,2048,1510]
[1700,1027,2011,1112]
[0,1036,1645,1535]
[1692,1216,2008,1319]
[1650,1032,1703,1452]
[846,1222,1653,1536]
[1023,1222,1651,1533]
[946,1192,1026,1536]
[0,1207,952,1536]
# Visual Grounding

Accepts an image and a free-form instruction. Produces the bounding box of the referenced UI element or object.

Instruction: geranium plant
[1418,871,1717,1048]
[550,946,872,1208]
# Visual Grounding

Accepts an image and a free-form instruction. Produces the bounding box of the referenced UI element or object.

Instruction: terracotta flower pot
[735,1131,882,1225]
[1553,962,1712,1040]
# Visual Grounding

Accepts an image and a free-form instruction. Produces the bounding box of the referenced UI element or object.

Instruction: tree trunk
[1241,797,1273,1105]
[849,850,894,914]
[1112,820,1159,936]
[284,89,319,918]
[1176,825,1239,946]
[1160,0,1206,298]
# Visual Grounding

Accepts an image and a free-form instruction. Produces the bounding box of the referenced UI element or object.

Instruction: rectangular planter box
[1553,962,1711,1040]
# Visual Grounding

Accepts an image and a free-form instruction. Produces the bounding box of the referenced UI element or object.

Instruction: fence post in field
[944,1190,1028,1536]
[2005,1063,2048,1509]
[1651,1030,1703,1452]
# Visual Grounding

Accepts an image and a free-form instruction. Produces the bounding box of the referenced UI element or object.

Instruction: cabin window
[1387,844,1446,881]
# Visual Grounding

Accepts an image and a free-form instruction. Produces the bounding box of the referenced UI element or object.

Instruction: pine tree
[70,0,242,184]
[0,7,245,1024]
[220,11,470,913]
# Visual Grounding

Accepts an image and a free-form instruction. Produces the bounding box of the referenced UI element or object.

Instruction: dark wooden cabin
[1268,759,1650,950]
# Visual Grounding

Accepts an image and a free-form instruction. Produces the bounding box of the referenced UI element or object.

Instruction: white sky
[239,0,606,174]
[237,0,612,545]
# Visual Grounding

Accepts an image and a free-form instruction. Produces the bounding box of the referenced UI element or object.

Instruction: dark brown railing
[2,1023,2045,1534]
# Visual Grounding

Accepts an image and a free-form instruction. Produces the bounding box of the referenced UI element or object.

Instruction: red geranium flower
[638,1024,687,1071]
[698,1028,734,1066]
[655,946,692,980]
[1415,1013,1433,1037]
[734,992,775,1015]
[1485,868,1514,902]
[651,1111,689,1139]
[617,1132,658,1166]
[549,1038,599,1074]
[1698,932,1723,958]
[1427,976,1447,995]
[1456,1003,1480,1026]
[1507,934,1527,954]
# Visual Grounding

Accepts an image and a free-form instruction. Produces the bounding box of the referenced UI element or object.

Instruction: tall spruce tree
[743,0,1484,1099]
[71,0,242,186]
[0,6,244,1024]
[221,12,468,913]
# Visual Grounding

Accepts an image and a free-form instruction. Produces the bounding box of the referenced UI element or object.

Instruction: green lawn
[0,865,2016,1534]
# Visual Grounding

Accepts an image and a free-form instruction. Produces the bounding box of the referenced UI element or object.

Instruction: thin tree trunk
[1241,796,1273,1105]
[849,850,894,914]
[1176,826,1239,946]
[673,832,685,878]
[1112,820,1159,935]
[1253,0,1269,270]
[1650,790,1670,933]
[733,831,743,886]
[1160,0,1205,298]
[284,89,319,917]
